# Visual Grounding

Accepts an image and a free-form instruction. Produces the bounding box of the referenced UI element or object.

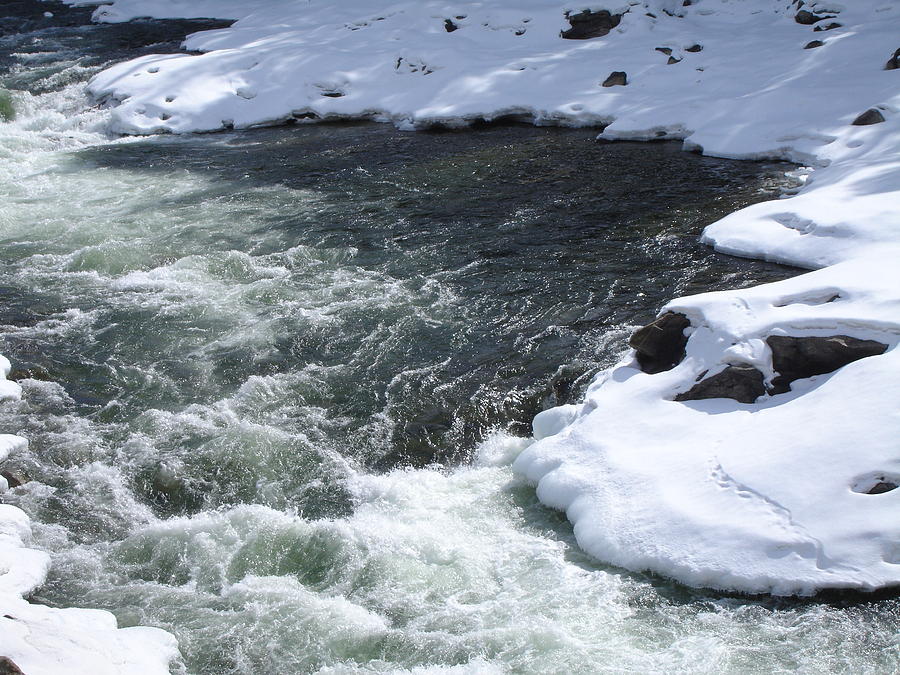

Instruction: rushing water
[1,3,898,674]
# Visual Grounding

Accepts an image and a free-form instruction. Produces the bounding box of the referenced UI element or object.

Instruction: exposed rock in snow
[674,364,767,404]
[629,312,691,375]
[601,71,627,87]
[887,48,900,70]
[852,108,886,126]
[767,335,887,395]
[560,9,622,40]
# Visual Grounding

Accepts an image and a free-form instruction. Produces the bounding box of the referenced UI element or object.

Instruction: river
[1,3,897,673]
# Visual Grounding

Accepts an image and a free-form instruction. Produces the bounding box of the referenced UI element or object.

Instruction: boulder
[675,365,766,404]
[561,9,622,39]
[667,56,681,65]
[804,40,824,49]
[767,334,888,394]
[0,657,24,675]
[629,312,691,374]
[602,71,627,87]
[655,47,673,55]
[794,9,835,25]
[813,22,841,32]
[444,19,458,32]
[851,108,886,125]
[684,44,703,52]
[886,48,900,70]
[0,470,28,489]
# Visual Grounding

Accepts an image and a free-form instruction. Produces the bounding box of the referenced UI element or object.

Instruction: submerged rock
[0,90,14,122]
[602,71,628,87]
[675,364,766,404]
[561,9,622,39]
[767,334,888,394]
[629,312,691,374]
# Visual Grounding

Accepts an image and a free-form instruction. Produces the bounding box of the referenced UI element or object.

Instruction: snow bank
[55,0,900,593]
[516,255,900,595]
[0,357,179,673]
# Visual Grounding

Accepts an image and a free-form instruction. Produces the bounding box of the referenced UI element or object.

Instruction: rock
[767,334,888,394]
[667,56,681,65]
[675,365,766,404]
[684,44,703,52]
[851,108,885,126]
[444,18,458,32]
[0,657,25,675]
[813,22,841,32]
[795,9,835,25]
[804,40,824,49]
[7,366,52,381]
[0,90,14,123]
[602,71,627,87]
[868,481,898,495]
[629,312,691,374]
[655,47,673,55]
[885,48,900,70]
[0,470,29,489]
[561,9,622,39]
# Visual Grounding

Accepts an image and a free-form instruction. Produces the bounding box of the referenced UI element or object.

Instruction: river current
[1,3,898,674]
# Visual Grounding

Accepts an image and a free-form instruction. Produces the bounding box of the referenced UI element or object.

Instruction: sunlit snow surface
[65,0,900,594]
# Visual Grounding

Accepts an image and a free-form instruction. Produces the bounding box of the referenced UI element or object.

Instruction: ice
[40,0,900,593]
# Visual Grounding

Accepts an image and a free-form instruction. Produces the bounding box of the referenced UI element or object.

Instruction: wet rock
[0,657,25,675]
[795,9,835,25]
[561,9,622,39]
[767,335,888,394]
[602,71,628,87]
[629,312,691,374]
[1,469,29,489]
[885,48,900,70]
[444,19,458,32]
[684,44,703,52]
[7,366,52,381]
[851,108,885,126]
[675,365,766,404]
[804,40,824,49]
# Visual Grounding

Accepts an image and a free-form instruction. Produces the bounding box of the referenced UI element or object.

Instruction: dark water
[3,5,899,675]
